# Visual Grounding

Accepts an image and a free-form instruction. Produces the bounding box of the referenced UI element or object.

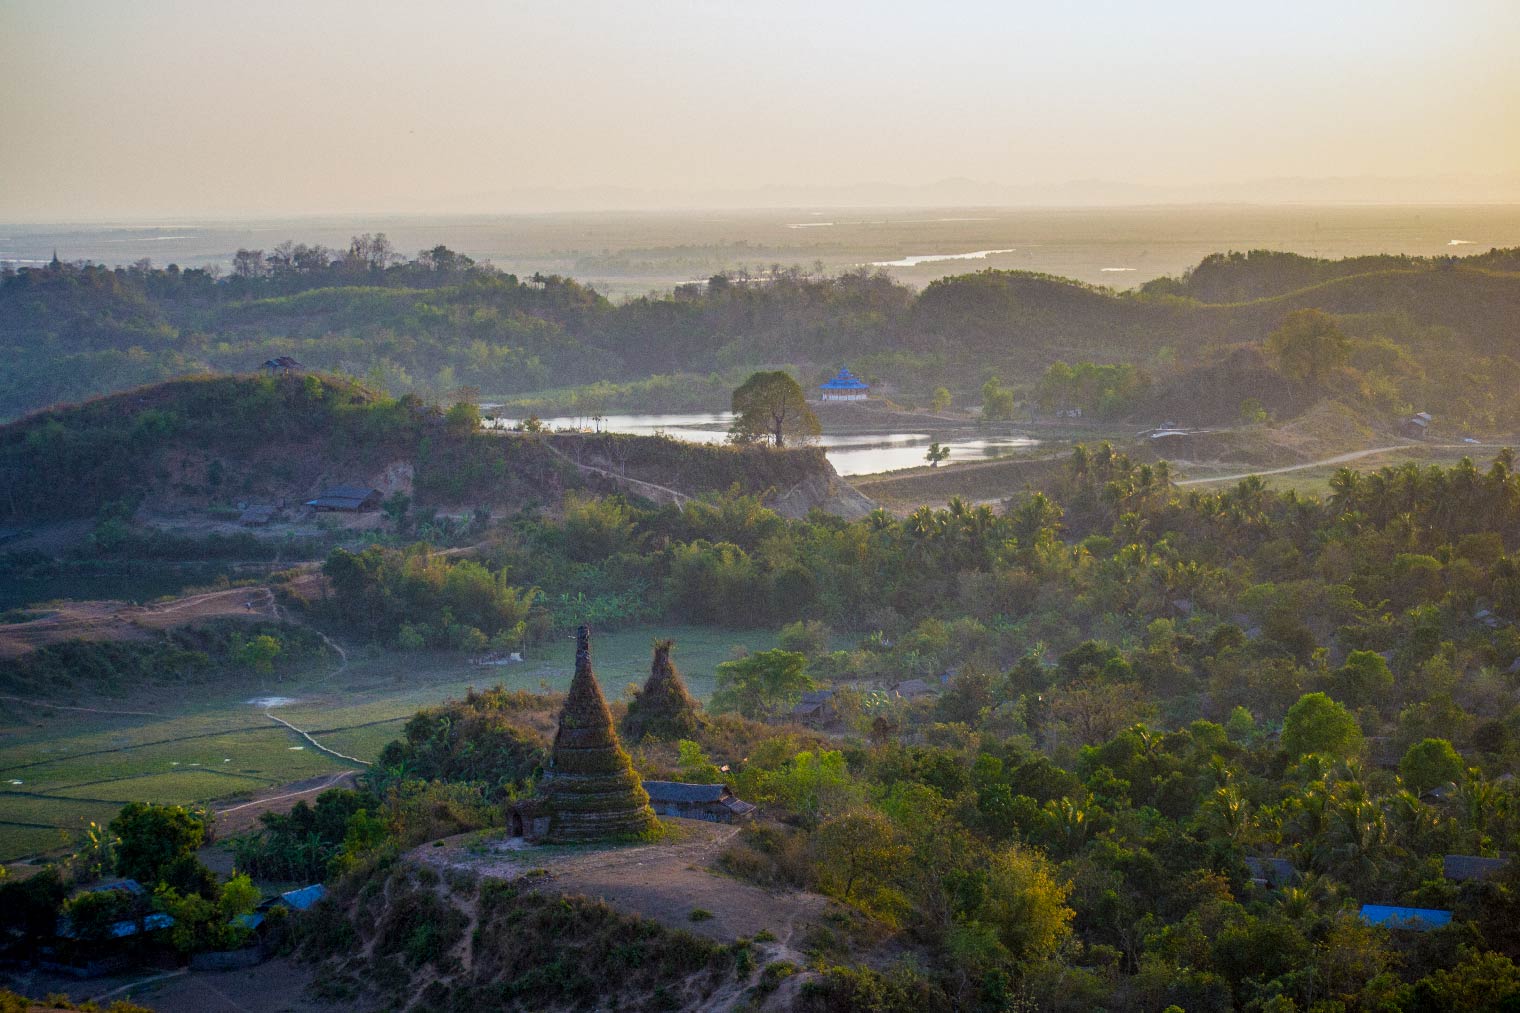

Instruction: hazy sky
[3,0,1518,219]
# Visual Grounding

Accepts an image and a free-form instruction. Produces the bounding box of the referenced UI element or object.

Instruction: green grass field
[0,623,770,862]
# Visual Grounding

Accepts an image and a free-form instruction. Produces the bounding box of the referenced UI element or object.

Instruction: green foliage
[370,685,547,800]
[1332,649,1394,709]
[0,989,155,1013]
[980,376,1016,420]
[154,872,260,954]
[1035,360,1151,417]
[729,370,820,447]
[1267,308,1350,382]
[0,619,323,696]
[778,619,830,657]
[322,544,536,647]
[711,649,813,720]
[232,632,281,674]
[1281,692,1363,760]
[1400,737,1465,794]
[233,788,375,881]
[109,801,207,886]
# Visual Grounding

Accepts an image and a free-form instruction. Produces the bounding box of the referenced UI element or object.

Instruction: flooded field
[485,411,1040,476]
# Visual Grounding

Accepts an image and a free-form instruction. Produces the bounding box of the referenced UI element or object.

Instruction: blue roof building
[819,367,869,402]
[1359,904,1451,931]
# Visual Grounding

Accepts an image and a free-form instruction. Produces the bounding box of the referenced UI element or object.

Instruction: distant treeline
[4,238,1520,421]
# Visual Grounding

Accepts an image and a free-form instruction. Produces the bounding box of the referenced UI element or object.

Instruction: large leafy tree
[1400,737,1465,794]
[711,648,813,720]
[1266,308,1350,382]
[1282,691,1363,759]
[729,371,820,447]
[110,802,208,885]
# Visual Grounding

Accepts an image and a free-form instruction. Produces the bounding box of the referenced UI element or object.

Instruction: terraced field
[0,624,770,862]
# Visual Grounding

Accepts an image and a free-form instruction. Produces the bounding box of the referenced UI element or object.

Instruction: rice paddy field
[0,624,771,862]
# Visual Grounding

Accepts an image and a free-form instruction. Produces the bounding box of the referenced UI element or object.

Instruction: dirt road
[1174,442,1496,486]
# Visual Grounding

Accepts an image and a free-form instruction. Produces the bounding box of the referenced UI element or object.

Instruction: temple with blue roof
[819,367,870,402]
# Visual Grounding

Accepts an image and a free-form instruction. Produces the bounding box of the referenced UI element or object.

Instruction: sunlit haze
[3,0,1519,219]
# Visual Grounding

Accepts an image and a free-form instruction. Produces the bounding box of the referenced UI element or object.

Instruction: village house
[304,485,382,512]
[641,781,757,823]
[790,689,836,726]
[1401,412,1433,438]
[1443,854,1509,882]
[890,678,938,701]
[261,356,304,375]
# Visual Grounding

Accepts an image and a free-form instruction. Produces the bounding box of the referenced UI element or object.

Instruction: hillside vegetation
[5,244,1520,430]
[0,373,851,524]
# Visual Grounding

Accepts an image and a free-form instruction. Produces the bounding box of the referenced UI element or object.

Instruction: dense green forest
[16,447,1520,1009]
[5,241,1520,430]
[299,448,1520,1009]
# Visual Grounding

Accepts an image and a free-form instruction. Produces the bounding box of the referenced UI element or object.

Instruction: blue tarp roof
[1359,904,1451,930]
[819,368,869,391]
[280,884,327,910]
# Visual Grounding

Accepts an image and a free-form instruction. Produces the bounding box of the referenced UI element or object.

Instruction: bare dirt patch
[412,819,834,954]
[0,587,282,658]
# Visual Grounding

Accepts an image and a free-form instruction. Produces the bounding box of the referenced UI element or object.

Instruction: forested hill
[1140,246,1520,303]
[3,242,1519,420]
[0,374,857,523]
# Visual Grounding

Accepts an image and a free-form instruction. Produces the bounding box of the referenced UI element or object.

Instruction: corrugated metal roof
[642,781,728,803]
[1359,904,1451,930]
[78,878,145,896]
[1443,855,1508,882]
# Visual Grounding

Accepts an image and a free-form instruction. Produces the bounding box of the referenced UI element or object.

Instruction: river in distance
[5,205,1518,298]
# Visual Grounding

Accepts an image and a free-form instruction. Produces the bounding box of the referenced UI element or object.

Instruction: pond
[483,412,1039,477]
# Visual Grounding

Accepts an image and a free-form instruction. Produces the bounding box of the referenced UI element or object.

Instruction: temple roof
[819,367,869,391]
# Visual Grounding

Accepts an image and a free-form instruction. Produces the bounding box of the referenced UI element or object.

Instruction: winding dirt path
[1174,442,1496,486]
[539,439,692,506]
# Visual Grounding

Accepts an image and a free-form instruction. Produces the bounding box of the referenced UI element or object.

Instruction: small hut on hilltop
[511,625,657,843]
[622,639,703,742]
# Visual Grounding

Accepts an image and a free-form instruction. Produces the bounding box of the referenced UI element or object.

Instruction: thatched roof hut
[622,639,702,742]
[535,625,657,843]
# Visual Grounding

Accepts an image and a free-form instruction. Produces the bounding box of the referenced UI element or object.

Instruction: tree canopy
[729,371,820,447]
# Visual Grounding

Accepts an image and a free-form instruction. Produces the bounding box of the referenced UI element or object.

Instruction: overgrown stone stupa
[622,639,703,743]
[538,625,658,843]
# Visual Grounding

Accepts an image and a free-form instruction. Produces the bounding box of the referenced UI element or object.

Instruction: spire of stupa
[540,625,657,842]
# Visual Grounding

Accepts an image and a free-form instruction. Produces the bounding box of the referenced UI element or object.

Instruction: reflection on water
[483,411,1038,477]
